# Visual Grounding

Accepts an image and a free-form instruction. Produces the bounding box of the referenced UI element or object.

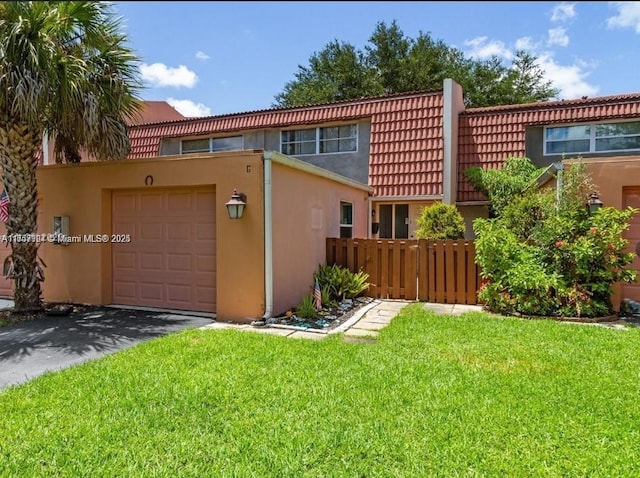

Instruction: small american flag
[0,189,9,223]
[314,279,322,311]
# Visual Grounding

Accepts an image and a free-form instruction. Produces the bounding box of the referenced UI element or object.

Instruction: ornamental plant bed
[263,296,374,333]
[0,302,76,327]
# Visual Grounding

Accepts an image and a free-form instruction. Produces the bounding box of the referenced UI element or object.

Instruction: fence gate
[326,238,481,305]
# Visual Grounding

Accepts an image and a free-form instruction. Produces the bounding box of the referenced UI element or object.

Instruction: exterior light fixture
[586,192,603,215]
[226,189,247,219]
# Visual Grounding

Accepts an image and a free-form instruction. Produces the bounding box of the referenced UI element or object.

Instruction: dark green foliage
[275,21,558,108]
[464,156,543,216]
[295,295,318,319]
[314,264,370,301]
[415,202,466,240]
[474,160,638,317]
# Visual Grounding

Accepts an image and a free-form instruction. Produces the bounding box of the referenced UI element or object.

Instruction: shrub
[296,295,318,319]
[473,159,638,318]
[464,156,542,217]
[474,219,561,316]
[320,285,334,308]
[415,202,465,240]
[314,264,370,302]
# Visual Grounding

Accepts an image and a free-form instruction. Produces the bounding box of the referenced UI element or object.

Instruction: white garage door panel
[112,187,216,312]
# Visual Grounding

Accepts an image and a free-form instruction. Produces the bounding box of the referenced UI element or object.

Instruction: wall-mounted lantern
[586,192,603,215]
[225,189,247,219]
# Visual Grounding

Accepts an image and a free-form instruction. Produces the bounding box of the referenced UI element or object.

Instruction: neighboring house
[39,101,184,165]
[127,100,185,124]
[458,93,640,302]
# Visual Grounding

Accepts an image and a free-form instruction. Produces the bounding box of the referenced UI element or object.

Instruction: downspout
[262,152,274,319]
[368,196,372,239]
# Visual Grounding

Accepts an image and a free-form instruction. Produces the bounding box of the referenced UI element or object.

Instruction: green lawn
[1,304,639,477]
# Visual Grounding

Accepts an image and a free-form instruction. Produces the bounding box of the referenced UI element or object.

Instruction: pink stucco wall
[271,161,369,315]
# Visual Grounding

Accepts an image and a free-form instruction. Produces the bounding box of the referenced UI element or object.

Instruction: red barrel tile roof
[457,93,640,202]
[128,90,444,198]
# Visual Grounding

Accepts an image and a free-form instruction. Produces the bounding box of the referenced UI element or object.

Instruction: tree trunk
[0,119,44,311]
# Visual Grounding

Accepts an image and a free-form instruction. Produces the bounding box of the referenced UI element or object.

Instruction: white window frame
[280,123,358,156]
[543,120,640,156]
[180,135,244,154]
[340,201,353,238]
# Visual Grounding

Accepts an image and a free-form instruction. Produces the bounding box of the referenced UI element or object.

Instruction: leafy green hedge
[473,160,637,318]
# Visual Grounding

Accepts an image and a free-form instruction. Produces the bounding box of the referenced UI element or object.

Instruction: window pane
[281,128,317,155]
[596,136,640,151]
[340,202,353,225]
[212,136,243,152]
[340,124,357,137]
[319,139,339,153]
[546,139,590,154]
[320,126,340,140]
[283,141,315,155]
[394,204,409,239]
[545,126,590,141]
[378,205,393,239]
[182,138,210,153]
[282,128,315,142]
[596,121,640,137]
[339,138,357,152]
[340,226,352,239]
[319,128,357,153]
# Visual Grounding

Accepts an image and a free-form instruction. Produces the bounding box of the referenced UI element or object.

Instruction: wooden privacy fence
[326,238,481,305]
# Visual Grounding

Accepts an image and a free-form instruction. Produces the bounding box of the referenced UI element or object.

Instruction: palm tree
[0,2,141,311]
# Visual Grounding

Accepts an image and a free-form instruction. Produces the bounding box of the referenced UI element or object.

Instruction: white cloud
[464,34,598,100]
[515,36,537,51]
[464,36,513,60]
[140,63,198,88]
[551,2,576,22]
[607,2,640,33]
[547,27,569,47]
[535,53,598,99]
[195,51,210,61]
[166,98,211,117]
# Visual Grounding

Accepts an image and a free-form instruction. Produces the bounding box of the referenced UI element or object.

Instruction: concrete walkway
[201,300,412,340]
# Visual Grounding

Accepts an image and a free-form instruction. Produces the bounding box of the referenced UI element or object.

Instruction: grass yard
[1,304,640,477]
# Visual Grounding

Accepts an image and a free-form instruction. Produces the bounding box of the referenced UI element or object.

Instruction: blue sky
[112,1,640,117]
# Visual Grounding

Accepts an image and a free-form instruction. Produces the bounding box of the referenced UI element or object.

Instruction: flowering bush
[473,160,637,318]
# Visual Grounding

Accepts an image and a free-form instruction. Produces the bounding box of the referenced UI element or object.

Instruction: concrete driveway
[0,305,213,390]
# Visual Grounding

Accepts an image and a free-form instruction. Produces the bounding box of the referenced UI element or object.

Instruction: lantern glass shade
[226,190,247,219]
[587,192,603,215]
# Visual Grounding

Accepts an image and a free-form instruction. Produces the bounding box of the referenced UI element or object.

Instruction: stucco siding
[36,151,266,322]
[270,161,369,316]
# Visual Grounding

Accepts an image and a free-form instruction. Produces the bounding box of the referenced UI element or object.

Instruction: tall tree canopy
[274,20,558,108]
[0,1,141,311]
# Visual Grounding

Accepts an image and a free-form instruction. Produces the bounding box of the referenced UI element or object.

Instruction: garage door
[623,187,640,302]
[0,223,11,297]
[112,187,216,312]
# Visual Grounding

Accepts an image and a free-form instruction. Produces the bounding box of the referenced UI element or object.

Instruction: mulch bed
[0,302,77,326]
[262,296,375,333]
